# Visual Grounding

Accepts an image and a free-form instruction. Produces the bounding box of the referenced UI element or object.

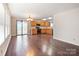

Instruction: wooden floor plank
[5,35,79,56]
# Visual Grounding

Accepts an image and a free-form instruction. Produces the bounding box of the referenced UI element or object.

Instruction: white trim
[0,34,11,56]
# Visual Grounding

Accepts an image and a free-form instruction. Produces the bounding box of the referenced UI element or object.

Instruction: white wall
[11,16,17,36]
[53,8,79,46]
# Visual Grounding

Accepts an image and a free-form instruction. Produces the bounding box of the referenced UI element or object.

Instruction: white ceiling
[8,3,79,19]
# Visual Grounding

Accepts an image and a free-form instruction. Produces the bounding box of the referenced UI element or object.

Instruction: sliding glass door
[23,21,28,34]
[17,20,22,35]
[16,20,28,35]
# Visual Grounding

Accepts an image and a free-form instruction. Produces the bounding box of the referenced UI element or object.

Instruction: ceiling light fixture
[27,16,33,21]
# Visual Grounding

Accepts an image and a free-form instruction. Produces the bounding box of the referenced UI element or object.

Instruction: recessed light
[48,17,52,19]
[51,23,53,27]
[42,18,47,20]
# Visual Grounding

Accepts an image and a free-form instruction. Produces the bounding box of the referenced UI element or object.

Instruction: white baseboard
[0,34,11,56]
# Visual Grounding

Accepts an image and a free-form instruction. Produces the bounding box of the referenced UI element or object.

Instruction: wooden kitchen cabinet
[41,29,46,34]
[31,20,53,35]
[46,29,52,35]
[31,28,37,35]
[31,21,36,26]
[45,21,50,26]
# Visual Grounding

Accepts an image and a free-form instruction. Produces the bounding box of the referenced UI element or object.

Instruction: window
[0,4,5,45]
[0,4,11,45]
[5,6,11,39]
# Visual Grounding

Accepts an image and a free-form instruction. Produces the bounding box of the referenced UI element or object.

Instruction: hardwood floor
[5,35,79,56]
